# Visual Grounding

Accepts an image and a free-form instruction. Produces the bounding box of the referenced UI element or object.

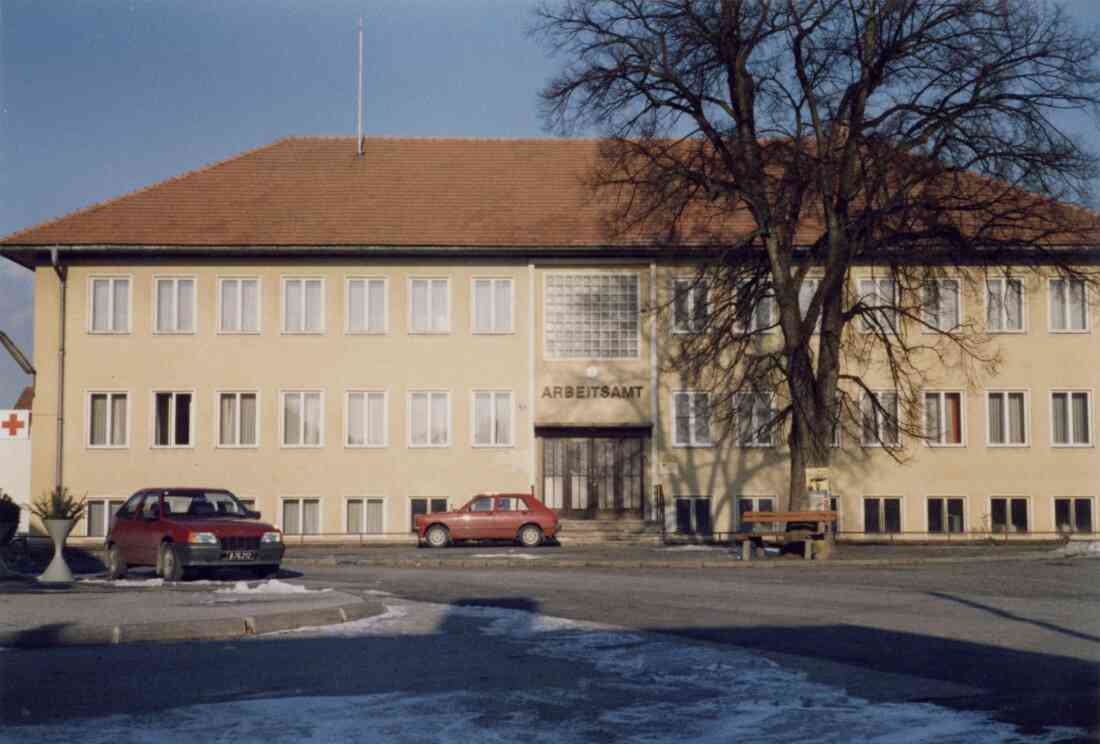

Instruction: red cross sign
[0,411,28,439]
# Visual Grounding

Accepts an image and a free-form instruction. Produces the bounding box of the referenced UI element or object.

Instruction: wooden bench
[733,511,838,560]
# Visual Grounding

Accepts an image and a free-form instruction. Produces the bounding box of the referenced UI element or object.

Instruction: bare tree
[533,0,1100,510]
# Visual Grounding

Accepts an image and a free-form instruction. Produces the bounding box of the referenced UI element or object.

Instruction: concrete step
[557,519,665,544]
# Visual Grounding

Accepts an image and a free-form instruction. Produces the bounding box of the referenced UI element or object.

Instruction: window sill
[345,443,389,449]
[150,445,195,450]
[1051,443,1094,448]
[1049,328,1091,334]
[671,442,713,449]
[280,444,326,449]
[345,330,389,336]
[214,444,260,450]
[87,330,131,336]
[471,330,516,336]
[925,442,967,448]
[217,330,263,336]
[408,443,451,449]
[86,445,129,450]
[152,331,197,336]
[472,443,515,449]
[986,442,1030,448]
[280,331,326,336]
[986,329,1027,335]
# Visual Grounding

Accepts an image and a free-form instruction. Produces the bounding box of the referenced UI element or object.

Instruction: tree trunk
[786,347,832,511]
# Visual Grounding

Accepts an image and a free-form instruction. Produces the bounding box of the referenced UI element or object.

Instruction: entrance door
[541,435,645,517]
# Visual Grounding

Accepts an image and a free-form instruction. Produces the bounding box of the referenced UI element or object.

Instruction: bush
[29,486,86,522]
[0,492,19,522]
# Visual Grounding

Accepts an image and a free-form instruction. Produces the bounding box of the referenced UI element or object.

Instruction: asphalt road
[1,557,1096,741]
[298,557,1100,737]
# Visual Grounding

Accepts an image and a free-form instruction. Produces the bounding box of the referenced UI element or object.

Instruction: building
[0,392,32,533]
[0,137,1096,544]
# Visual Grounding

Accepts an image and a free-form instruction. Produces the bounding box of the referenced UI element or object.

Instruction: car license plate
[224,550,257,561]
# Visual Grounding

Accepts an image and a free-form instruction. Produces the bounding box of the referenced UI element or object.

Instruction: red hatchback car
[105,488,285,581]
[415,493,560,548]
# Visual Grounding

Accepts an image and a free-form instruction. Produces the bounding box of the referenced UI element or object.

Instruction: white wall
[0,412,32,533]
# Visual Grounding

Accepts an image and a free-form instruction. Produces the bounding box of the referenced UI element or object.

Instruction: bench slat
[741,511,837,523]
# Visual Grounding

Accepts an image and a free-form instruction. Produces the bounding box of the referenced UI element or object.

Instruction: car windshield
[160,490,248,518]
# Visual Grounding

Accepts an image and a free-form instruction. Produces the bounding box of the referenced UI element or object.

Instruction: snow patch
[659,545,730,552]
[80,577,165,587]
[1054,540,1100,557]
[265,603,409,638]
[214,579,331,595]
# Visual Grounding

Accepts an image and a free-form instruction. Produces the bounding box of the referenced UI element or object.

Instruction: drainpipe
[50,247,66,492]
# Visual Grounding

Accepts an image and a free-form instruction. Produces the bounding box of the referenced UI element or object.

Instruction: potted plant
[0,491,19,547]
[29,486,86,584]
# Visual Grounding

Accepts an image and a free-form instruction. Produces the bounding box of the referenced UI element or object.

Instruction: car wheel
[253,565,279,579]
[518,525,543,548]
[106,543,127,580]
[426,525,450,548]
[160,543,185,582]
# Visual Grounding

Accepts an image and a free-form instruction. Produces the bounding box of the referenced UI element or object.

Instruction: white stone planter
[38,518,76,584]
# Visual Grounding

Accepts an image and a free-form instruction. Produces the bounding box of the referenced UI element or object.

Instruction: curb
[283,551,1070,570]
[0,599,383,650]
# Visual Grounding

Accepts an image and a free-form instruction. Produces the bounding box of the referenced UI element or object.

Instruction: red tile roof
[13,386,33,411]
[1,136,1094,250]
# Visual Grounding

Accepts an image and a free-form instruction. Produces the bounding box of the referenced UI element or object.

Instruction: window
[154,277,196,334]
[737,496,776,533]
[347,278,387,334]
[282,391,324,447]
[545,273,639,359]
[217,391,258,447]
[672,278,707,333]
[85,498,125,537]
[1051,391,1091,446]
[986,278,1024,332]
[409,278,450,333]
[672,392,711,447]
[283,278,324,333]
[990,497,1028,533]
[89,276,130,333]
[735,392,775,447]
[798,278,821,334]
[410,497,449,532]
[345,497,385,534]
[281,498,321,535]
[88,392,128,447]
[473,391,512,447]
[674,496,712,534]
[1055,498,1093,534]
[924,391,964,446]
[922,279,960,332]
[987,391,1028,446]
[927,497,965,534]
[864,497,902,534]
[409,391,449,447]
[347,391,386,447]
[153,392,193,447]
[219,278,260,333]
[861,391,900,447]
[472,278,513,334]
[858,278,898,333]
[1049,278,1088,332]
[735,286,774,334]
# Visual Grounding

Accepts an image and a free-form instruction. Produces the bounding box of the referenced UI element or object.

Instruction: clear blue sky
[1,0,1098,407]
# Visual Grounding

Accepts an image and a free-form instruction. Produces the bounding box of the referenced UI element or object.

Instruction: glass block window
[545,274,640,359]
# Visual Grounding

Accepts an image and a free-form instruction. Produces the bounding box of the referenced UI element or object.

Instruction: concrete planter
[38,518,76,584]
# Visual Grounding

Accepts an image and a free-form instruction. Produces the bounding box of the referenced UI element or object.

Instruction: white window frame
[671,390,712,448]
[87,275,132,334]
[470,277,515,335]
[84,496,125,538]
[862,495,904,534]
[985,276,1027,334]
[152,275,198,335]
[150,390,196,449]
[857,277,899,334]
[798,277,822,335]
[345,276,389,335]
[407,390,451,448]
[1049,389,1093,448]
[988,495,1031,534]
[921,277,962,333]
[344,389,388,448]
[85,390,130,449]
[985,389,1030,447]
[280,389,326,448]
[860,390,901,448]
[1047,277,1090,334]
[408,277,451,334]
[343,495,387,534]
[281,276,326,335]
[922,389,967,447]
[213,390,261,449]
[217,276,262,335]
[542,272,642,360]
[735,392,776,448]
[1051,496,1095,534]
[925,495,967,534]
[278,496,323,535]
[672,276,708,334]
[471,390,514,448]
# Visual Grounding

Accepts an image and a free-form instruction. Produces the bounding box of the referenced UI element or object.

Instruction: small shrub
[29,486,86,522]
[0,491,20,522]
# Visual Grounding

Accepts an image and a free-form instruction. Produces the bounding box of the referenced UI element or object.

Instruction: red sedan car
[415,493,560,548]
[105,488,285,581]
